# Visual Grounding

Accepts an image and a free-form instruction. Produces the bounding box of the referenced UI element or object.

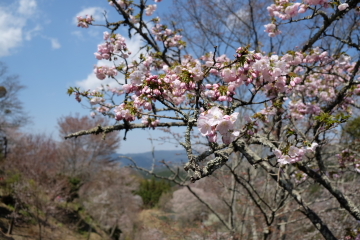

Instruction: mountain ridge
[112,149,188,169]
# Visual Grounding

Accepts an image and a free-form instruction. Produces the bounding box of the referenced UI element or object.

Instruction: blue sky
[0,0,181,154]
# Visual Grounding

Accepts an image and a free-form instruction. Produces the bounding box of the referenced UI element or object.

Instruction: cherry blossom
[72,0,359,167]
[77,15,94,28]
[145,4,157,16]
[338,3,349,11]
[273,143,318,165]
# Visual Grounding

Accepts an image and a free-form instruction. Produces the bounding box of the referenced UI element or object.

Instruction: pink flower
[298,4,307,13]
[338,3,349,11]
[216,119,234,135]
[146,4,157,16]
[284,3,301,19]
[207,107,224,126]
[222,132,236,144]
[197,115,213,136]
[208,132,217,142]
[129,15,139,24]
[93,66,118,80]
[77,15,94,28]
[130,70,145,85]
[264,23,276,32]
[90,97,104,105]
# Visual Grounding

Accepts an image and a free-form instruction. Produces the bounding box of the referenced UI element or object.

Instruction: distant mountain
[111,150,188,169]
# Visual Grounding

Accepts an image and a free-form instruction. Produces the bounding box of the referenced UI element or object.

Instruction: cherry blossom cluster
[203,84,234,102]
[267,2,308,20]
[273,143,318,165]
[265,1,350,37]
[72,87,106,103]
[72,0,360,167]
[145,4,157,16]
[94,65,118,80]
[77,15,94,28]
[94,32,130,61]
[114,102,138,122]
[141,116,160,129]
[197,107,239,144]
[120,61,203,115]
[90,97,105,105]
[289,101,321,120]
[286,49,355,118]
[264,23,282,37]
[252,48,354,121]
[264,1,308,36]
[84,37,355,134]
[151,24,184,48]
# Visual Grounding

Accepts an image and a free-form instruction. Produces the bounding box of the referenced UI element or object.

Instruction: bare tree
[0,62,28,132]
[4,133,61,237]
[0,62,27,160]
[79,167,141,239]
[57,114,120,180]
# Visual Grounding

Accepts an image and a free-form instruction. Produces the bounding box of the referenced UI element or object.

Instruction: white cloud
[24,25,42,41]
[124,33,146,58]
[0,11,25,57]
[88,29,101,37]
[76,34,145,90]
[18,0,37,16]
[71,31,83,38]
[76,66,121,91]
[0,0,38,57]
[0,0,61,56]
[49,38,61,49]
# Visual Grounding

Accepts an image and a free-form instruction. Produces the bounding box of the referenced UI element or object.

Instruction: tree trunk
[7,202,18,235]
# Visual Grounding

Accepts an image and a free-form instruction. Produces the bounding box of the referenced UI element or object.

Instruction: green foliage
[68,177,82,201]
[3,172,21,196]
[342,117,360,154]
[67,86,103,97]
[6,172,21,185]
[67,86,80,96]
[344,117,360,141]
[314,112,350,129]
[180,70,193,83]
[135,177,171,209]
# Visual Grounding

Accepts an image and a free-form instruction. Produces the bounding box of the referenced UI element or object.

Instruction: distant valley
[111,149,188,169]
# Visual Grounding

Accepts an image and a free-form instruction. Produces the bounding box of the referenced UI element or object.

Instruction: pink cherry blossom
[206,107,224,126]
[338,3,349,11]
[216,118,234,135]
[130,70,145,85]
[146,4,157,16]
[77,15,94,28]
[197,115,213,136]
